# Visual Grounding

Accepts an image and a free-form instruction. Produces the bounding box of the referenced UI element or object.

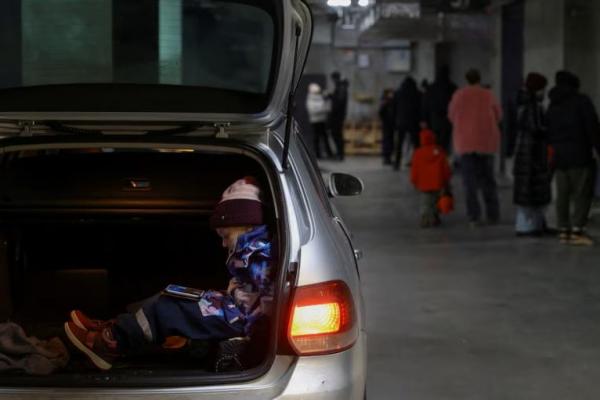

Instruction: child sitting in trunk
[64,177,273,370]
[410,129,452,228]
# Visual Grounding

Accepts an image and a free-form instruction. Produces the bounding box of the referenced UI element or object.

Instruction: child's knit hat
[210,176,264,228]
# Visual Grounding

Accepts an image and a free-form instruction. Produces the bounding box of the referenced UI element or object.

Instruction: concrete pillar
[0,0,21,88]
[523,0,565,85]
[414,41,436,86]
[159,0,182,84]
[489,11,502,99]
[564,0,600,105]
[436,41,491,88]
[522,0,600,105]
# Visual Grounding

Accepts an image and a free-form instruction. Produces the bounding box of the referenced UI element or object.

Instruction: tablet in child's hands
[163,284,204,300]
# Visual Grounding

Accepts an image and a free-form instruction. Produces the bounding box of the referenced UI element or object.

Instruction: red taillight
[288,280,358,355]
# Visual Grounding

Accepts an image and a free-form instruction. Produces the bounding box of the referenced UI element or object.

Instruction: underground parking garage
[0,0,600,399]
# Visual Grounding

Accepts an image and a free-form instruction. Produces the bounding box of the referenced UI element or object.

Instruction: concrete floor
[320,156,600,400]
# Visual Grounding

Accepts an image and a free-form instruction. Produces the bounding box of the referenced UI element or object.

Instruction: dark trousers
[555,166,594,230]
[460,153,500,222]
[394,129,406,169]
[408,130,420,150]
[434,121,452,154]
[114,294,245,354]
[330,120,345,159]
[394,128,419,169]
[382,124,394,162]
[312,122,333,158]
[421,191,440,219]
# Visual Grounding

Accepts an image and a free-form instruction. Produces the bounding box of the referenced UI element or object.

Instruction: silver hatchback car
[0,0,366,398]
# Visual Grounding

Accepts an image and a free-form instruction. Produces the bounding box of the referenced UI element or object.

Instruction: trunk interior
[0,145,280,385]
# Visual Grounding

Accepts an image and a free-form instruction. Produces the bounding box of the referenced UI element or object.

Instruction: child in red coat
[410,129,452,227]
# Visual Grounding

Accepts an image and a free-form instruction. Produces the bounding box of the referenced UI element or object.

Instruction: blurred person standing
[448,69,502,226]
[422,65,457,154]
[512,73,553,237]
[393,76,422,170]
[328,72,348,161]
[306,83,333,160]
[420,78,430,93]
[379,89,395,165]
[546,70,600,246]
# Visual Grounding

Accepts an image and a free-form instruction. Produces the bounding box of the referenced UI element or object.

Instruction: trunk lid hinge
[214,123,231,138]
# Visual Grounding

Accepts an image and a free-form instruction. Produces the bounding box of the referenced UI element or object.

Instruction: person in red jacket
[411,129,452,227]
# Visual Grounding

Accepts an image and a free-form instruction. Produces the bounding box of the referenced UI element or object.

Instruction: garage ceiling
[306,0,494,43]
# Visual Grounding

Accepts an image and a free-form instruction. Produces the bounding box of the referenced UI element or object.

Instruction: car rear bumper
[0,332,367,400]
[275,331,367,399]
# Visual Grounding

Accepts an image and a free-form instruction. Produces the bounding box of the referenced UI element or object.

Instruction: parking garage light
[358,0,370,7]
[327,0,351,7]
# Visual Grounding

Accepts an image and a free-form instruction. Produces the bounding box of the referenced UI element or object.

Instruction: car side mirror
[329,173,364,197]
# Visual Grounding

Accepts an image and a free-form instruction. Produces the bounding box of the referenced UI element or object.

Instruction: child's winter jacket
[410,130,452,192]
[202,224,273,331]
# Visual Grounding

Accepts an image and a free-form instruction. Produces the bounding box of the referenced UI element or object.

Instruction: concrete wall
[489,9,502,99]
[522,0,600,106]
[523,0,565,88]
[564,0,600,106]
[413,41,436,87]
[443,40,492,89]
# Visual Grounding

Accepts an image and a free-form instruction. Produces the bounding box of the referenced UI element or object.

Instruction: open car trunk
[0,144,282,387]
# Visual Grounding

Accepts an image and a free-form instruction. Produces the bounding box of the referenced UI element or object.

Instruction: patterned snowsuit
[113,225,273,353]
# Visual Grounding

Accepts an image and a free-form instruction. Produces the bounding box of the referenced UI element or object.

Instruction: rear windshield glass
[0,0,277,113]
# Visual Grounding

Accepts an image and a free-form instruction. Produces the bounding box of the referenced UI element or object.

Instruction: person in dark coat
[512,72,552,237]
[546,70,600,246]
[379,89,395,165]
[421,65,457,153]
[393,76,422,170]
[328,72,349,161]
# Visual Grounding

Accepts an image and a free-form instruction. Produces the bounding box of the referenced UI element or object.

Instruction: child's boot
[64,321,120,370]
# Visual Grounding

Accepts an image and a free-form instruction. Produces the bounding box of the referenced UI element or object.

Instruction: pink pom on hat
[209,177,264,228]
